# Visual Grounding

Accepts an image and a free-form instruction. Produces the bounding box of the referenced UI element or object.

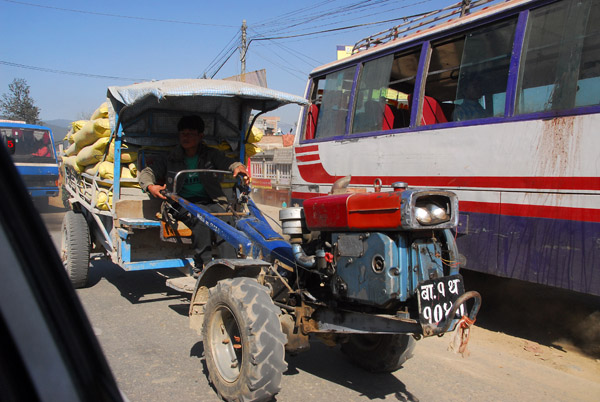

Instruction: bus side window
[309,68,354,140]
[424,17,517,123]
[351,48,420,134]
[516,0,600,114]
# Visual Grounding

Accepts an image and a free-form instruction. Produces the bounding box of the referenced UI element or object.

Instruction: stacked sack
[208,125,263,160]
[207,126,263,189]
[62,102,139,210]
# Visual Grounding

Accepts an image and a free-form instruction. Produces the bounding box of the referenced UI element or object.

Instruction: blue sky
[0,0,451,127]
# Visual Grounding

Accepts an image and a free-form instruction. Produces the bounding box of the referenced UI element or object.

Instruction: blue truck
[0,121,59,208]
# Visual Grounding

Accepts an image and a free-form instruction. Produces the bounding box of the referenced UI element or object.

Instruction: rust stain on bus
[536,116,581,179]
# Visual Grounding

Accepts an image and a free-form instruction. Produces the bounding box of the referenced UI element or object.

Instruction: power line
[249,12,430,42]
[251,49,307,82]
[0,60,150,82]
[251,0,393,36]
[207,46,240,79]
[201,32,241,78]
[1,0,237,27]
[250,0,434,39]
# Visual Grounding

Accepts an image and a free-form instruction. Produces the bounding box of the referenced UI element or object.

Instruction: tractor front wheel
[202,277,287,402]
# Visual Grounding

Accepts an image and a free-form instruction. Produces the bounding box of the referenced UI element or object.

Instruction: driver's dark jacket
[138,143,242,204]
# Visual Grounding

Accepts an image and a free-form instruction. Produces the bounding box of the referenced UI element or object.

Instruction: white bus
[291,0,600,296]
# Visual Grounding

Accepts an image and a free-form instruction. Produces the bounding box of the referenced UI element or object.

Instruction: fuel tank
[303,191,405,231]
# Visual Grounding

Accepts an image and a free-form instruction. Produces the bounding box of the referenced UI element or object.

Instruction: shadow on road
[34,201,67,214]
[88,259,190,305]
[284,341,418,401]
[462,269,600,357]
[188,339,417,401]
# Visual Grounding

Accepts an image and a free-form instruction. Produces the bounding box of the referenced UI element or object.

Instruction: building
[254,116,280,135]
[249,135,294,207]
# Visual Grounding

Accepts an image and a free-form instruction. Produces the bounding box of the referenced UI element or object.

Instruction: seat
[407,95,448,125]
[421,96,448,125]
[305,104,319,140]
[382,104,395,130]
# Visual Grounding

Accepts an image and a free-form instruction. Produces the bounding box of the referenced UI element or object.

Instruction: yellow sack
[98,161,136,180]
[71,120,87,133]
[245,143,261,157]
[64,142,80,156]
[72,118,111,149]
[97,161,113,179]
[107,141,138,163]
[96,190,112,211]
[247,126,264,143]
[84,162,100,176]
[208,142,232,152]
[62,155,83,173]
[90,102,109,120]
[97,161,140,187]
[224,144,261,160]
[128,162,138,177]
[64,128,74,143]
[76,137,110,167]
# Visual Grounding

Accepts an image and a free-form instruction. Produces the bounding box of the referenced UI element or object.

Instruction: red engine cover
[303,191,404,231]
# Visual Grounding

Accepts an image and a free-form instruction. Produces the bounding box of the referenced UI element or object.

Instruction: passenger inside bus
[452,74,490,122]
[32,132,51,157]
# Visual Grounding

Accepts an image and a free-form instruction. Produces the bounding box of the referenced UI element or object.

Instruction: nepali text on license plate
[417,274,465,326]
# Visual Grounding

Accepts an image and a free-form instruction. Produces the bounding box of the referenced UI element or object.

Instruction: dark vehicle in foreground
[0,130,122,401]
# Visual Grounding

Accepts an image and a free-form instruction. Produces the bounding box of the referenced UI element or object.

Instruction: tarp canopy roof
[107,78,308,129]
[105,79,308,147]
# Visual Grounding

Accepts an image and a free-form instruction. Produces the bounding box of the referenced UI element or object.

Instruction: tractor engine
[280,187,461,309]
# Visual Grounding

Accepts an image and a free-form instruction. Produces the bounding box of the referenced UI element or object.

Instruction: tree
[0,78,41,124]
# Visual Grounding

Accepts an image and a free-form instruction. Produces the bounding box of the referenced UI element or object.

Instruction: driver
[138,115,249,277]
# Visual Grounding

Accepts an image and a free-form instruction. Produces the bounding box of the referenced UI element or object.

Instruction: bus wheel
[341,334,416,372]
[61,210,90,288]
[203,277,287,402]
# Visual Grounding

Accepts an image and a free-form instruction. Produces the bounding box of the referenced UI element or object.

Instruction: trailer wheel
[341,334,416,372]
[61,210,90,288]
[202,277,287,402]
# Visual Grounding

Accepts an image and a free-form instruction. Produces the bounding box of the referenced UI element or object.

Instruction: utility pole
[240,20,247,76]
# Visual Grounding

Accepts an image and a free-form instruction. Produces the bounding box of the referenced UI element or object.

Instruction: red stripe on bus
[295,145,319,154]
[296,162,600,191]
[292,191,327,199]
[297,162,345,183]
[399,176,600,191]
[291,194,600,223]
[296,154,321,162]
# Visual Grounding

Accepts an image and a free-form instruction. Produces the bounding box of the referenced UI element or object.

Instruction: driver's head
[178,115,204,133]
[178,115,204,151]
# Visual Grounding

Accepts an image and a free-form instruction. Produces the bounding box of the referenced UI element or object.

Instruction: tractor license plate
[417,275,465,327]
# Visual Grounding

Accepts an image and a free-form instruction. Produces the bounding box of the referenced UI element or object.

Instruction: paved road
[41,203,600,402]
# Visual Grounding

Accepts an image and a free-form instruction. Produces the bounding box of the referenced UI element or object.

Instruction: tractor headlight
[415,201,450,226]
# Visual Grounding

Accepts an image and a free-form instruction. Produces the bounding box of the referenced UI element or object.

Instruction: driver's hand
[147,184,167,200]
[233,165,250,185]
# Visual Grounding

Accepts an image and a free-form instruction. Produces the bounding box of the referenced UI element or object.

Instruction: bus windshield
[1,126,56,163]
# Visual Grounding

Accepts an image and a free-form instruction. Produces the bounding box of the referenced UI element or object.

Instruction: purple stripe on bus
[457,212,600,296]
